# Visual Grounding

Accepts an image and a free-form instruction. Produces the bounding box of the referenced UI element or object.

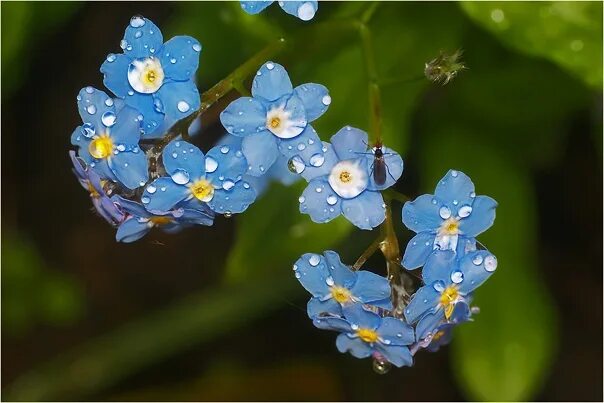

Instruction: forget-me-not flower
[404,250,497,341]
[298,126,404,230]
[113,196,214,243]
[401,170,497,269]
[70,87,149,190]
[220,61,330,176]
[101,16,201,136]
[70,150,125,225]
[293,251,392,318]
[313,304,415,367]
[141,140,256,215]
[240,1,318,21]
[417,301,473,353]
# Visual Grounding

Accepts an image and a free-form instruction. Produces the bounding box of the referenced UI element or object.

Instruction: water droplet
[82,123,95,137]
[297,1,316,21]
[325,276,335,286]
[86,105,97,115]
[161,187,166,192]
[451,271,464,284]
[177,101,190,113]
[134,30,142,38]
[141,196,150,204]
[472,254,484,266]
[484,255,497,272]
[116,144,126,152]
[326,195,338,205]
[315,187,322,193]
[266,62,275,70]
[458,205,472,218]
[321,95,331,105]
[298,196,306,203]
[85,86,94,94]
[295,272,301,279]
[470,192,476,198]
[372,358,391,375]
[308,254,320,266]
[192,43,201,52]
[288,156,305,174]
[431,198,438,205]
[297,143,306,151]
[171,169,190,184]
[106,54,116,63]
[451,170,458,177]
[101,111,116,127]
[222,180,235,191]
[105,98,114,107]
[205,156,218,173]
[220,145,230,154]
[146,185,157,194]
[243,182,250,189]
[224,211,232,218]
[130,15,146,28]
[439,206,451,219]
[309,153,325,167]
[172,152,178,158]
[120,39,128,50]
[128,90,134,96]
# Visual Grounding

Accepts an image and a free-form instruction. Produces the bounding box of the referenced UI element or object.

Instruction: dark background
[2,2,602,401]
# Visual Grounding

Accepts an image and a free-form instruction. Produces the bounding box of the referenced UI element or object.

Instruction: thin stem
[379,74,425,87]
[352,237,382,270]
[358,22,382,144]
[361,1,381,24]
[383,188,410,204]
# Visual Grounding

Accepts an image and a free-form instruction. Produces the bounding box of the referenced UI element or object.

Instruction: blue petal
[109,105,143,145]
[116,217,151,243]
[377,317,415,346]
[293,252,331,298]
[112,195,150,218]
[458,250,497,295]
[323,250,355,288]
[307,297,342,318]
[366,146,404,191]
[100,53,131,98]
[241,131,279,176]
[342,304,381,330]
[404,285,440,324]
[331,126,368,161]
[313,316,351,332]
[300,141,338,182]
[240,1,273,14]
[109,150,149,190]
[159,36,201,81]
[178,203,215,226]
[94,197,125,225]
[349,271,391,304]
[336,333,373,359]
[434,170,475,216]
[163,140,205,181]
[205,142,248,184]
[268,94,307,139]
[277,124,323,161]
[341,190,385,230]
[450,300,472,323]
[122,16,163,59]
[370,297,393,311]
[77,87,115,131]
[123,92,164,134]
[293,83,330,122]
[459,195,497,237]
[89,159,118,182]
[279,0,318,21]
[415,310,445,341]
[156,80,200,121]
[143,114,177,139]
[402,194,443,233]
[220,97,267,137]
[375,344,413,367]
[207,181,256,214]
[299,178,342,224]
[251,61,293,102]
[402,231,436,270]
[69,150,87,180]
[267,154,300,185]
[143,177,188,212]
[426,325,454,352]
[422,250,457,286]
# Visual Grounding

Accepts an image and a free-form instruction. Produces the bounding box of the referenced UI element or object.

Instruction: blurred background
[2,1,602,401]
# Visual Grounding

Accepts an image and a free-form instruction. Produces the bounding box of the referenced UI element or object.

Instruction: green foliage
[460,1,603,89]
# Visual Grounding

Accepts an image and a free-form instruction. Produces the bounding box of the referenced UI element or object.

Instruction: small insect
[371,141,387,186]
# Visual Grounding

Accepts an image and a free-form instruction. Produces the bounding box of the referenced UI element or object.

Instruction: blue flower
[298,126,404,230]
[420,301,473,353]
[70,87,149,190]
[112,196,214,243]
[100,16,201,136]
[240,1,318,21]
[401,170,498,269]
[141,140,256,215]
[220,61,330,176]
[70,150,125,225]
[293,251,392,318]
[313,304,415,367]
[404,249,497,341]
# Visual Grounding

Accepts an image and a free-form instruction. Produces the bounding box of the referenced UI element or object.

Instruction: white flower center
[328,160,367,199]
[265,104,305,139]
[128,57,165,94]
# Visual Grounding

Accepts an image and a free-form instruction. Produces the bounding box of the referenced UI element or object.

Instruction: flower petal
[323,250,356,288]
[434,170,475,216]
[162,140,205,180]
[156,80,200,121]
[177,202,215,226]
[100,53,132,98]
[300,142,339,182]
[313,316,351,332]
[241,131,279,176]
[422,250,457,286]
[251,61,293,102]
[459,195,497,237]
[377,317,415,346]
[279,1,318,21]
[293,83,330,122]
[293,252,331,298]
[116,217,151,243]
[342,303,381,330]
[375,344,413,367]
[299,178,342,224]
[341,191,385,230]
[220,97,267,137]
[109,105,143,145]
[307,297,342,318]
[77,87,115,131]
[336,333,373,359]
[277,124,324,162]
[458,250,497,295]
[402,194,443,233]
[122,16,163,59]
[404,284,440,324]
[331,126,368,161]
[240,1,273,14]
[349,271,391,304]
[160,36,200,81]
[366,146,404,191]
[402,231,436,270]
[123,92,164,134]
[143,177,188,212]
[205,142,248,184]
[112,195,150,218]
[109,150,149,190]
[207,181,256,214]
[415,310,445,341]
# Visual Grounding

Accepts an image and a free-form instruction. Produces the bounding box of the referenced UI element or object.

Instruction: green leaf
[460,2,603,89]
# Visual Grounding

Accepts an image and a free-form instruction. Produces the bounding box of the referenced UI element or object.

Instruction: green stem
[383,188,411,204]
[358,22,382,144]
[379,74,426,87]
[352,237,381,270]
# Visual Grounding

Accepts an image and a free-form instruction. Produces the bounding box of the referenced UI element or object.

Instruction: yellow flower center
[88,135,114,159]
[330,286,351,303]
[149,216,173,226]
[339,171,352,183]
[439,285,459,320]
[87,181,100,198]
[145,69,157,83]
[439,217,460,235]
[269,117,281,128]
[189,179,214,201]
[356,328,379,343]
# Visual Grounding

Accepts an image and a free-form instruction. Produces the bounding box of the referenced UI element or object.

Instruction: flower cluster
[240,1,318,21]
[294,171,498,369]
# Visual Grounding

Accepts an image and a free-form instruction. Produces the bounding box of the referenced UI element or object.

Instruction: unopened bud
[424,49,466,85]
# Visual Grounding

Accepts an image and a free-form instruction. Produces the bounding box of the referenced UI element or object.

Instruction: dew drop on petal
[172,152,178,158]
[192,43,201,52]
[171,169,190,184]
[315,187,323,193]
[205,156,218,173]
[458,205,472,218]
[308,254,320,266]
[177,101,190,113]
[451,170,458,177]
[266,62,275,70]
[321,95,331,106]
[146,185,157,194]
[220,145,230,154]
[141,196,150,204]
[130,15,146,28]
[472,254,484,266]
[484,255,498,272]
[106,54,116,63]
[120,39,128,50]
[86,105,97,115]
[325,276,335,286]
[116,144,126,152]
[439,206,451,219]
[451,271,464,284]
[134,31,142,39]
[326,195,338,205]
[288,156,305,174]
[298,196,306,203]
[101,111,116,127]
[309,153,325,167]
[222,180,235,191]
[297,2,316,21]
[82,123,95,137]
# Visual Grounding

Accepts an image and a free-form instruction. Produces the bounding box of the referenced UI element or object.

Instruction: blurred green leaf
[460,1,603,89]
